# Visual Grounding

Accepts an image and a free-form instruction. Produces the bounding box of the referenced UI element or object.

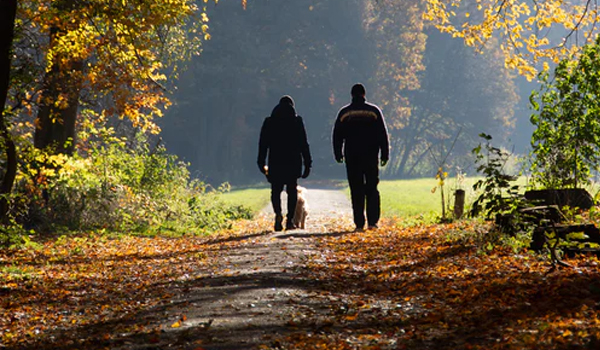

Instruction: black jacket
[257,103,312,181]
[332,96,389,163]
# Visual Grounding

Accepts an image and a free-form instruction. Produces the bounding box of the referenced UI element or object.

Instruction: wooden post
[454,189,465,220]
[440,184,446,220]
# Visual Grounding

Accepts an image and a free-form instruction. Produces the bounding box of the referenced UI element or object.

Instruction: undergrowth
[1,132,252,246]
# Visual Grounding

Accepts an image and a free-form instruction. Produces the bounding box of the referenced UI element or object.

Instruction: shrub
[470,133,524,220]
[529,36,600,189]
[10,133,251,238]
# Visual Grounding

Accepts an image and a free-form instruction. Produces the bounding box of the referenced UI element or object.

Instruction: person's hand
[380,159,388,167]
[336,157,344,164]
[301,166,311,179]
[258,164,268,175]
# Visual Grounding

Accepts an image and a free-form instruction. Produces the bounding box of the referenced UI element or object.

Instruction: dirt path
[261,187,353,223]
[114,188,353,349]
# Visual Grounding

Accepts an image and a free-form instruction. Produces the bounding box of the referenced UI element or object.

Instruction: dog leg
[301,212,306,229]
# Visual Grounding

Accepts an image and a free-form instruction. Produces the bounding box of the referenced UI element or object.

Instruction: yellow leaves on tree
[20,0,216,135]
[422,0,600,80]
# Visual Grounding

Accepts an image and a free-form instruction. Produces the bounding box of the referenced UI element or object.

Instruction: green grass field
[374,177,485,221]
[376,176,536,220]
[378,178,462,220]
[219,178,479,220]
[219,187,271,214]
[220,176,598,222]
[377,176,600,221]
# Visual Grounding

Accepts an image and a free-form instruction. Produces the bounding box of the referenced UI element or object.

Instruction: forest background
[2,0,600,237]
[163,0,529,185]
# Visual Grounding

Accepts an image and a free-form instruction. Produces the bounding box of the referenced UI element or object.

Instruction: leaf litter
[1,215,600,349]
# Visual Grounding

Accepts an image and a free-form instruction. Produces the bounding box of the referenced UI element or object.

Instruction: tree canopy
[11,0,211,153]
[0,0,215,224]
[423,0,600,80]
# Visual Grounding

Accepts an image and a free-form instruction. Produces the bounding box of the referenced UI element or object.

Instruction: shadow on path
[11,228,333,350]
[11,188,356,350]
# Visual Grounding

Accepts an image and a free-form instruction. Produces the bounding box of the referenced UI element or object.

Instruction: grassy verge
[219,175,600,224]
[376,176,600,222]
[221,178,480,222]
[219,187,271,215]
[376,178,478,223]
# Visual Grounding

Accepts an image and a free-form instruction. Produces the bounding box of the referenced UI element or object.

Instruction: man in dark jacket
[332,84,389,231]
[258,95,312,231]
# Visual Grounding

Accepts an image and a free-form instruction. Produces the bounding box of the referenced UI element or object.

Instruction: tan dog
[292,186,308,229]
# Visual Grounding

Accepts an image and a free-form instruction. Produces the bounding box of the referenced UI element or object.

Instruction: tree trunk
[34,0,82,155]
[396,129,423,178]
[406,146,431,178]
[0,0,18,223]
[34,60,82,155]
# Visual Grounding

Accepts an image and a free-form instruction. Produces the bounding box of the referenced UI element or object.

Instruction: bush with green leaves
[470,134,525,221]
[468,134,537,249]
[13,133,251,236]
[529,36,600,189]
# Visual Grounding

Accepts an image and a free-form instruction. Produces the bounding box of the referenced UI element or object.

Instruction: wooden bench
[524,188,594,210]
[521,189,600,266]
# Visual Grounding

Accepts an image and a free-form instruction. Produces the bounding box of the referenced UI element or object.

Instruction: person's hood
[271,102,296,118]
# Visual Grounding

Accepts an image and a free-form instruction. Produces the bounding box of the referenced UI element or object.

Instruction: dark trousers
[271,179,298,221]
[346,159,380,228]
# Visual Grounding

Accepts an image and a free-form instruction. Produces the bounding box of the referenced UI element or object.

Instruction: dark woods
[160,0,520,185]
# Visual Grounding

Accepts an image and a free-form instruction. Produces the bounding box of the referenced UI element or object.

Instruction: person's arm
[298,117,312,168]
[377,108,390,163]
[257,118,269,173]
[332,111,344,162]
[298,117,312,178]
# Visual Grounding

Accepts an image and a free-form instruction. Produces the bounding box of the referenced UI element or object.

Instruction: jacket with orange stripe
[332,96,389,163]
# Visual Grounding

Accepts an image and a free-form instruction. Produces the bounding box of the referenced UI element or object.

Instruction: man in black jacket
[258,96,312,231]
[333,84,389,231]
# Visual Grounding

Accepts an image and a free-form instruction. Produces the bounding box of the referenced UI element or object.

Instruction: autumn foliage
[2,219,600,349]
[16,0,211,132]
[0,234,214,348]
[0,0,219,232]
[2,1,600,347]
[275,222,600,349]
[423,0,600,80]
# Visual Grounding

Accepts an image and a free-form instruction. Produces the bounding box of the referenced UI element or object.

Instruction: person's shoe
[367,224,378,230]
[274,214,283,232]
[286,220,296,230]
[353,226,364,233]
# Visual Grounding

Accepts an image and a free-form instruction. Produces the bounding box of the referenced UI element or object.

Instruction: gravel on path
[262,187,352,226]
[114,188,354,350]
